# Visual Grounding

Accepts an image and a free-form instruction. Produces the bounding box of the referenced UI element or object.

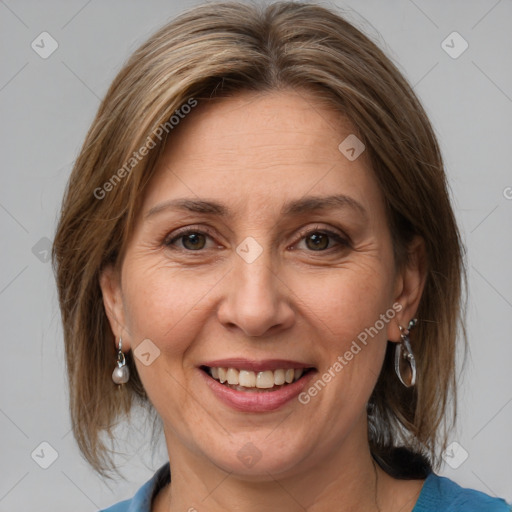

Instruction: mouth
[198,358,318,412]
[200,365,315,393]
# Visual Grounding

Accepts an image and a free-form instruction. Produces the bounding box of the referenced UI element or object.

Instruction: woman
[52,1,511,511]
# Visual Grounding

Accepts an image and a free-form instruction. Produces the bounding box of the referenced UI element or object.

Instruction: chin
[202,436,311,479]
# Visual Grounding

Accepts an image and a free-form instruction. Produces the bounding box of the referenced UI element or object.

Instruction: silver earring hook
[116,337,126,368]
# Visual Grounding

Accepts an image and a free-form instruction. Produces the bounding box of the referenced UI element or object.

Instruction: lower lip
[199,368,316,412]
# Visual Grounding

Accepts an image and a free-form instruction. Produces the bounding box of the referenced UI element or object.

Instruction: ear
[388,235,427,343]
[99,264,131,351]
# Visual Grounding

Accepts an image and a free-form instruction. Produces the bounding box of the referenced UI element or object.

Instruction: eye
[164,227,217,251]
[294,227,350,252]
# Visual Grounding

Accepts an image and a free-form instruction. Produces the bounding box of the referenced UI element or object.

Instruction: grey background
[1,0,511,510]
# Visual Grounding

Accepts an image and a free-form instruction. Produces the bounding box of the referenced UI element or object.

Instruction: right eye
[164,227,218,251]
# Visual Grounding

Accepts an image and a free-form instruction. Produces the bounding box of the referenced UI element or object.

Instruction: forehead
[160,90,357,166]
[141,90,384,220]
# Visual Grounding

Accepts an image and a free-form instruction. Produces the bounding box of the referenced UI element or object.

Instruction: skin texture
[100,90,427,511]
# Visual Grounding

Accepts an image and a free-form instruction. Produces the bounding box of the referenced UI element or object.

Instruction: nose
[216,247,295,337]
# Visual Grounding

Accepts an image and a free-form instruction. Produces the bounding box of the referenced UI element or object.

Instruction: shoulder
[414,472,511,511]
[99,462,171,512]
[100,499,131,512]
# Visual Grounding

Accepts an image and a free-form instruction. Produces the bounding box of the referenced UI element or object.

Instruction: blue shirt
[100,462,511,511]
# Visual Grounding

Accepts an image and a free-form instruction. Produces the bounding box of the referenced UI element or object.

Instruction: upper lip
[201,359,315,372]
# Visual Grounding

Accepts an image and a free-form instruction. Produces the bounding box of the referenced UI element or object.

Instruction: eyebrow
[145,194,367,220]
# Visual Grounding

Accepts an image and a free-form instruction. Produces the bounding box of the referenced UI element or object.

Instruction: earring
[394,318,417,388]
[112,336,130,385]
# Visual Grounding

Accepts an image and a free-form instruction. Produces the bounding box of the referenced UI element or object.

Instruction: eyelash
[163,225,350,253]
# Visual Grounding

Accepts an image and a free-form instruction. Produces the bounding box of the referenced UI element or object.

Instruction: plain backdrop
[0,0,511,510]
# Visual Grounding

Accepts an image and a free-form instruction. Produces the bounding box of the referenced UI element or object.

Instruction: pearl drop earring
[112,336,130,385]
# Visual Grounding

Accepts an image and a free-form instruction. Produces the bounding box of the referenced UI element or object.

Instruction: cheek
[294,259,394,335]
[291,259,394,395]
[119,260,214,416]
[120,258,221,354]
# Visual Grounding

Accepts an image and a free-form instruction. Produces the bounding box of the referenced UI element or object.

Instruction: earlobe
[389,236,427,342]
[99,264,130,350]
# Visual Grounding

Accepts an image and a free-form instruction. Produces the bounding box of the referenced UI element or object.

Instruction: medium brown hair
[52,0,466,478]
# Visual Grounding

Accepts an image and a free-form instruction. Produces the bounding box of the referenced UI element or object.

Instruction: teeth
[256,370,274,389]
[226,368,239,385]
[208,366,308,389]
[218,367,227,383]
[239,370,256,387]
[274,369,285,385]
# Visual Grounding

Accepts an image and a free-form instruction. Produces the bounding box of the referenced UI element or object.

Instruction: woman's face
[102,90,418,478]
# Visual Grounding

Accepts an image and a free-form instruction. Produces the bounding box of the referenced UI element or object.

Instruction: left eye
[164,228,349,252]
[294,229,349,251]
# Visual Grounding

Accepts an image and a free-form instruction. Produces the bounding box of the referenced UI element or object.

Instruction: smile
[202,366,313,392]
[198,360,317,411]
